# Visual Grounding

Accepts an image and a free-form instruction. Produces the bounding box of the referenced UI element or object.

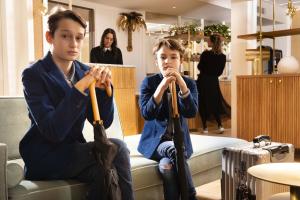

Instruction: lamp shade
[277,56,300,74]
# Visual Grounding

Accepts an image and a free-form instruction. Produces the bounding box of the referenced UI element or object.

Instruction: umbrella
[169,81,189,200]
[89,82,121,200]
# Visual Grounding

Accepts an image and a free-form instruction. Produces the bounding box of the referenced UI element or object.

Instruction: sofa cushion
[0,97,30,160]
[125,134,248,193]
[8,134,247,200]
[7,160,24,189]
[9,179,88,200]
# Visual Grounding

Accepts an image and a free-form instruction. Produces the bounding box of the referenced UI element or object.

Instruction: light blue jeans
[152,141,197,200]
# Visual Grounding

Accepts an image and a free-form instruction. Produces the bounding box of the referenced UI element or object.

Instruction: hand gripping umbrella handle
[87,63,112,99]
[89,80,112,123]
[169,81,179,117]
[89,81,101,122]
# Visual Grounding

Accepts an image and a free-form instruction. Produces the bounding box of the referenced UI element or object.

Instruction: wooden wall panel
[237,75,300,148]
[114,88,137,135]
[109,67,137,136]
[32,0,44,60]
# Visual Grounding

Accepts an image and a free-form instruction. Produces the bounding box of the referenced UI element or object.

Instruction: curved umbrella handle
[105,84,112,97]
[86,63,112,98]
[89,81,101,122]
[169,81,179,117]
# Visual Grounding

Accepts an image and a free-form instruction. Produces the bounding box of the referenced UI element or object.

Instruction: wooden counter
[91,63,137,136]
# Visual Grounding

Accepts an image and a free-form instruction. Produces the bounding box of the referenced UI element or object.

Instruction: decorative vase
[277,56,300,74]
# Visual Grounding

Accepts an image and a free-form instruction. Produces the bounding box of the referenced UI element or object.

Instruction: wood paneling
[32,0,44,60]
[237,75,300,148]
[109,66,137,136]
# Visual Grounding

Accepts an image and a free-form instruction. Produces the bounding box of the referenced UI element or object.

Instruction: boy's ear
[45,31,53,44]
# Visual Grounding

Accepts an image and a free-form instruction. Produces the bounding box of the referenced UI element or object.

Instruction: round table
[248,163,300,200]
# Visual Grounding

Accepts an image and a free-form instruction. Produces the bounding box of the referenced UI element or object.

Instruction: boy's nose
[70,38,77,47]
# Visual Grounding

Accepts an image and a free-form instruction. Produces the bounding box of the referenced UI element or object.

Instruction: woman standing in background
[196,33,230,134]
[90,28,123,64]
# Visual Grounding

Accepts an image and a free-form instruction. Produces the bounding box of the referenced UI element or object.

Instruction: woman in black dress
[90,28,123,64]
[197,34,229,133]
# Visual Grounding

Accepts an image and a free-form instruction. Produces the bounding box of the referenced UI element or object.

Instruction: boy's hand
[88,65,112,90]
[164,69,188,95]
[74,65,112,93]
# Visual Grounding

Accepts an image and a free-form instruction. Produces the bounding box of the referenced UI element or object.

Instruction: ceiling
[84,0,300,29]
[85,0,231,24]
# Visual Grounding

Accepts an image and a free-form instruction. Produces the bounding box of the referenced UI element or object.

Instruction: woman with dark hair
[196,33,230,134]
[90,28,123,64]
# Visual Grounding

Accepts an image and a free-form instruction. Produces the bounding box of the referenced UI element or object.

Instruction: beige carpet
[196,180,221,200]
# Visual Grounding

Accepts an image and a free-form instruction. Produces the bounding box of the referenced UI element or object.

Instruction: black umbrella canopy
[89,82,117,169]
[169,81,189,200]
[89,82,121,200]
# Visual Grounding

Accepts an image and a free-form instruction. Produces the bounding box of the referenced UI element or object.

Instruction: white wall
[0,0,34,96]
[231,0,257,136]
[230,0,290,136]
[0,0,147,95]
[59,0,146,90]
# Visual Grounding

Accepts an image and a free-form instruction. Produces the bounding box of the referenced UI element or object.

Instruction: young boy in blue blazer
[20,8,133,200]
[138,39,198,200]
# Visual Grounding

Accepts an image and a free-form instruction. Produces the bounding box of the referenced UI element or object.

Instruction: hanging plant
[204,24,231,44]
[117,12,147,52]
[169,22,202,36]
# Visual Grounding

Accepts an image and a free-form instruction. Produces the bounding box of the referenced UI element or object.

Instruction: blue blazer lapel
[43,52,73,94]
[74,61,87,80]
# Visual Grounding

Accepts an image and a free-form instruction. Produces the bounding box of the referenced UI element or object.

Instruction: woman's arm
[197,51,207,72]
[216,54,226,76]
[117,48,123,65]
[90,48,98,63]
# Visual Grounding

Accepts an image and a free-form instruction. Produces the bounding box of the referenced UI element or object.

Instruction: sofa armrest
[0,143,7,200]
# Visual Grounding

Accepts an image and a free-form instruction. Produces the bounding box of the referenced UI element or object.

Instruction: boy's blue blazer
[20,52,113,179]
[137,74,198,159]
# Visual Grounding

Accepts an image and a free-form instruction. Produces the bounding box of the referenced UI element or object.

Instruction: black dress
[90,46,123,64]
[196,50,230,128]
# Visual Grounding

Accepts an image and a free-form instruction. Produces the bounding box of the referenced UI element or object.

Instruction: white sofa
[0,97,247,200]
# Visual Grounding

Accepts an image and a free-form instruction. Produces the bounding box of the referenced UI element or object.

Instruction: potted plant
[204,24,231,44]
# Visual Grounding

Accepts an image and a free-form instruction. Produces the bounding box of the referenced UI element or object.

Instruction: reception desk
[90,63,138,136]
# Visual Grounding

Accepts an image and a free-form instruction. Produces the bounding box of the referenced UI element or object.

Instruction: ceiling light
[172,6,176,9]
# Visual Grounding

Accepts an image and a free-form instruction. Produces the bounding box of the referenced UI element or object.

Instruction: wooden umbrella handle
[169,81,179,117]
[89,81,101,122]
[105,84,112,97]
